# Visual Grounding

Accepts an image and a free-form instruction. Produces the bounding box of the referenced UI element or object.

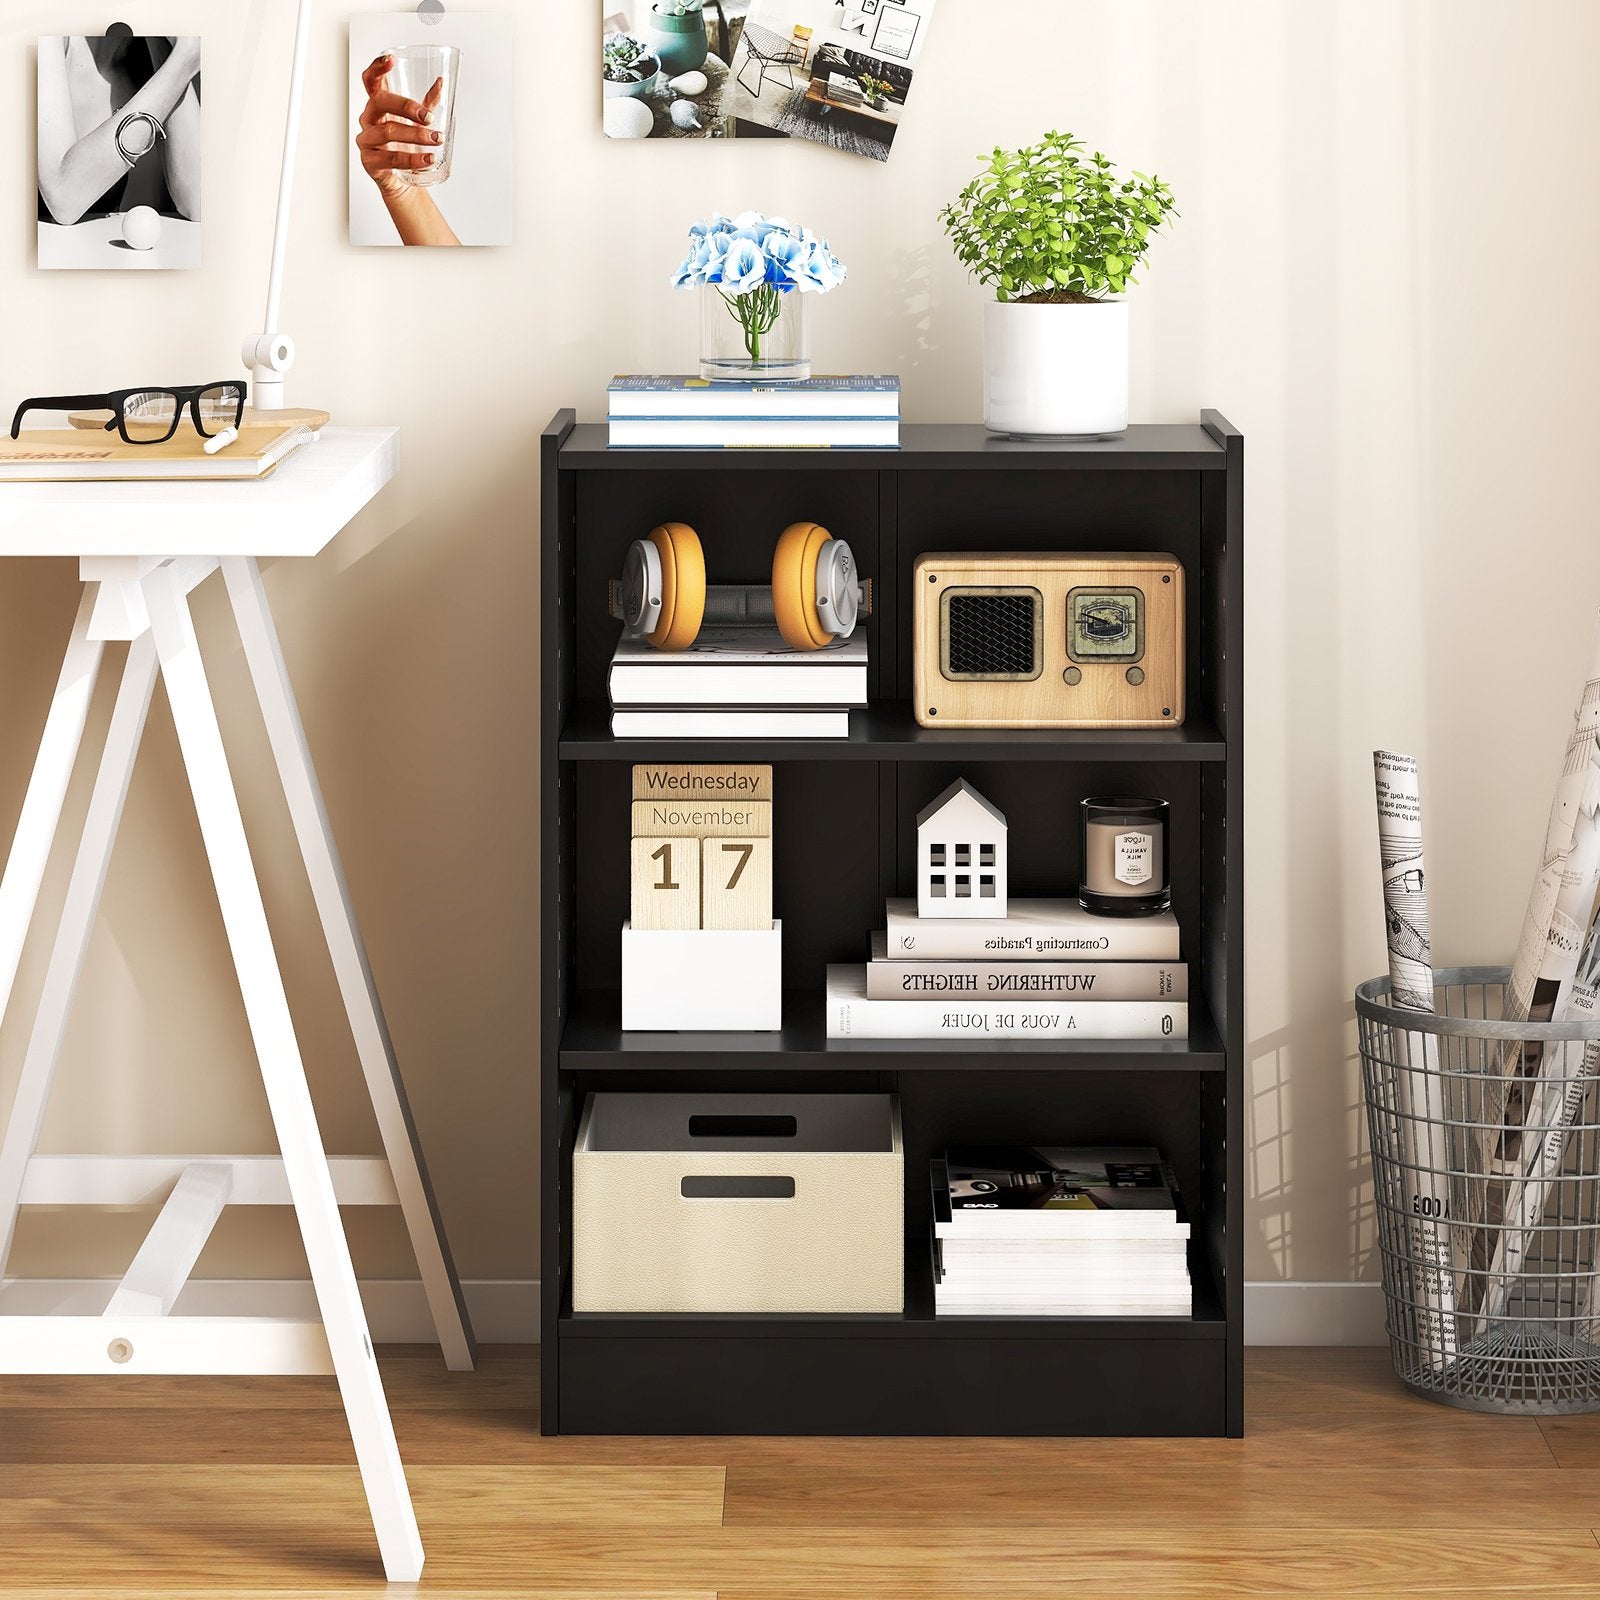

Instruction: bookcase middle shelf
[558,988,1226,1072]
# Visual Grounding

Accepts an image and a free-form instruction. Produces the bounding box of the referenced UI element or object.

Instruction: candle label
[1115,830,1154,887]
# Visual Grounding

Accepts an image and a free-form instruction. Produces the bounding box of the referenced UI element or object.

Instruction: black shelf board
[560,988,1225,1072]
[559,701,1226,763]
[561,1233,1225,1341]
[560,422,1228,472]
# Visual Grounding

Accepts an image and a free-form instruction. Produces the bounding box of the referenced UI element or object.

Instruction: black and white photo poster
[37,34,201,270]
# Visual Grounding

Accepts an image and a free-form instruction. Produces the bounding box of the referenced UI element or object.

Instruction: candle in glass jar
[1079,798,1170,917]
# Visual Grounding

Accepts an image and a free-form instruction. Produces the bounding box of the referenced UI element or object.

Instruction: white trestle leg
[0,586,105,1038]
[223,555,475,1370]
[0,630,157,1278]
[141,564,424,1582]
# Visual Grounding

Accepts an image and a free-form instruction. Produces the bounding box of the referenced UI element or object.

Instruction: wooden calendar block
[631,836,701,930]
[632,764,773,803]
[701,837,772,931]
[632,798,771,839]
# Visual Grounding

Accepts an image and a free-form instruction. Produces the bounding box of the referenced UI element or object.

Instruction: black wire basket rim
[1356,966,1600,1043]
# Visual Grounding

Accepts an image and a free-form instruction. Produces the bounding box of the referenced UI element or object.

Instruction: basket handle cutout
[680,1176,796,1200]
[687,1114,798,1139]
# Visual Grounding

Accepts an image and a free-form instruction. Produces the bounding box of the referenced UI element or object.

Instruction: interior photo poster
[603,0,936,159]
[349,11,513,247]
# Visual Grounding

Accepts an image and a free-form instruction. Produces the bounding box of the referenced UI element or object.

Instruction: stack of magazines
[607,375,900,451]
[609,626,866,739]
[932,1147,1192,1318]
[826,71,865,106]
[825,898,1186,1039]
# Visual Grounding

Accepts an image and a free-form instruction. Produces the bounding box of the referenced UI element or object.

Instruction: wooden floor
[5,1345,1600,1597]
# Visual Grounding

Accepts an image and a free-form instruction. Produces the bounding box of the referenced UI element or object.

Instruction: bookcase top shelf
[559,701,1227,763]
[556,420,1230,472]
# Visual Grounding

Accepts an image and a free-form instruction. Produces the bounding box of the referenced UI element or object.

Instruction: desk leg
[0,633,156,1278]
[142,566,423,1583]
[221,556,476,1372]
[0,587,105,1037]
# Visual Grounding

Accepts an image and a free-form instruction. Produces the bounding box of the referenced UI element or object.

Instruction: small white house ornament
[916,778,1007,919]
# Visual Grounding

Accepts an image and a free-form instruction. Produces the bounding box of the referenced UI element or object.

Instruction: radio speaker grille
[943,590,1041,679]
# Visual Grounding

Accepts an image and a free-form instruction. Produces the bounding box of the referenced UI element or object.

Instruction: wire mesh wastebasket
[1357,966,1600,1413]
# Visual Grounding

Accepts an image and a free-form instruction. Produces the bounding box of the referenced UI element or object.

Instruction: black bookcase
[539,412,1244,1437]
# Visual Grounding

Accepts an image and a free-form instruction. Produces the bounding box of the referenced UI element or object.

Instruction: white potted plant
[940,131,1177,438]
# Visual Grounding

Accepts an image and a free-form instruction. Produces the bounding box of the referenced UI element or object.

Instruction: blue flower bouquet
[671,212,846,380]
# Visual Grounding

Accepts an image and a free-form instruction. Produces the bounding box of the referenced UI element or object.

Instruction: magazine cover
[940,1148,1179,1213]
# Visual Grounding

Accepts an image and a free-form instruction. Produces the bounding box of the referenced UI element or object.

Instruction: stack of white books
[827,71,865,105]
[932,1147,1192,1318]
[825,899,1187,1040]
[607,375,900,451]
[608,626,867,739]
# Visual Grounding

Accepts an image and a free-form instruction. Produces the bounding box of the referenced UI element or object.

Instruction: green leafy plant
[940,131,1176,304]
[857,73,892,106]
[603,32,657,82]
[663,0,705,12]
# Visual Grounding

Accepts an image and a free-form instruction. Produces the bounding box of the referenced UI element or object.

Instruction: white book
[607,375,901,420]
[612,709,849,739]
[826,966,1185,1041]
[935,1298,1193,1318]
[939,1274,1192,1293]
[609,417,899,450]
[610,628,868,708]
[885,899,1180,961]
[865,932,1186,1000]
[938,1238,1191,1259]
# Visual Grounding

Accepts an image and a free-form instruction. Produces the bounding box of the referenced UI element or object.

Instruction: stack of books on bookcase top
[932,1148,1192,1317]
[609,626,867,738]
[825,899,1186,1040]
[607,375,900,451]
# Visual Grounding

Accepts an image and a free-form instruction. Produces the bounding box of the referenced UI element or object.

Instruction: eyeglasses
[10,382,248,445]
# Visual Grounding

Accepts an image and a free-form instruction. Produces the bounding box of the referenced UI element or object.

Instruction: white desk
[0,428,473,1582]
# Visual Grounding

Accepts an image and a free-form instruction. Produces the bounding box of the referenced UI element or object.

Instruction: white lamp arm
[243,0,315,410]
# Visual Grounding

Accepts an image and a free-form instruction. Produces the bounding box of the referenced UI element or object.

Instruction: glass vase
[700,287,811,382]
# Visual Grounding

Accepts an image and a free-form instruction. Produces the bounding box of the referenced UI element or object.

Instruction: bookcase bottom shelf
[553,1330,1229,1435]
[550,1244,1232,1436]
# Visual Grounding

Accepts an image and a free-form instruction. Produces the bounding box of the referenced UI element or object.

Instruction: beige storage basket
[572,1092,904,1314]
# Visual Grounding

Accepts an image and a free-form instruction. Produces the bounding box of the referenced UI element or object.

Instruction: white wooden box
[621,920,782,1031]
[572,1093,905,1314]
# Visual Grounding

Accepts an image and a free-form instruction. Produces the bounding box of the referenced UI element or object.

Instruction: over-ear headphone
[609,521,873,652]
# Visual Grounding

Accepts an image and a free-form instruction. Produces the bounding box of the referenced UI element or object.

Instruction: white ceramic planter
[983,298,1130,438]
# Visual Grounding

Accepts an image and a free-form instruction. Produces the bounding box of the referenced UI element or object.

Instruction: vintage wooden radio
[913,553,1185,729]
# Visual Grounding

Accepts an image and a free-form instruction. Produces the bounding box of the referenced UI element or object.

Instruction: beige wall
[3,0,1599,1292]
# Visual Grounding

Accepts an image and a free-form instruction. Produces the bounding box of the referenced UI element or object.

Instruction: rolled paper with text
[1481,905,1600,1328]
[1478,611,1600,1291]
[1374,749,1458,1367]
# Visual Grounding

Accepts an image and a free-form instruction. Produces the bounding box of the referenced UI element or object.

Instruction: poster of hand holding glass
[349,12,512,247]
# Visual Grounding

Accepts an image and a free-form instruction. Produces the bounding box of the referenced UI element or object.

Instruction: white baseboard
[0,1277,540,1346]
[1244,1280,1387,1345]
[1,1277,1389,1347]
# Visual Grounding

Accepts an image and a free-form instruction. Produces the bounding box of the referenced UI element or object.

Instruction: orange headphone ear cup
[645,522,706,650]
[771,521,835,651]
